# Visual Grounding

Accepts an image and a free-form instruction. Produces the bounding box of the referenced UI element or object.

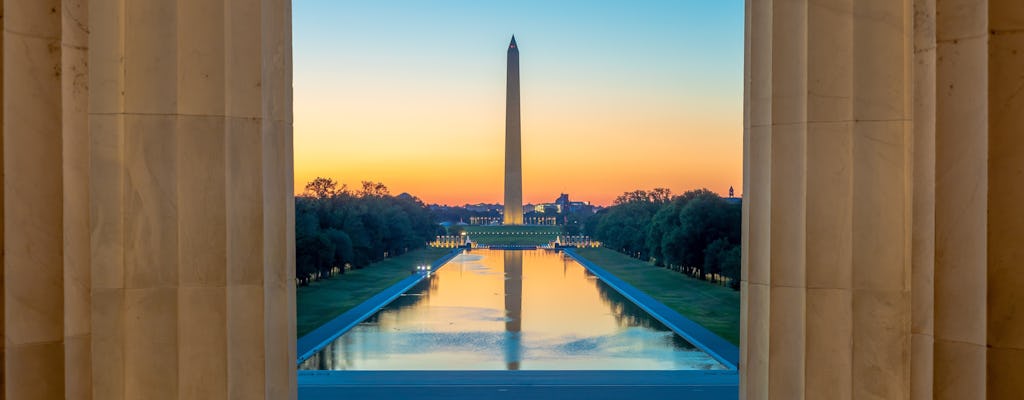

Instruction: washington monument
[503,35,524,225]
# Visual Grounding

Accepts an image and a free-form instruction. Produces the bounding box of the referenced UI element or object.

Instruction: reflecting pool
[299,249,725,370]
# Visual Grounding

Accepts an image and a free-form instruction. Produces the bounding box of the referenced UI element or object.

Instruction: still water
[299,249,724,370]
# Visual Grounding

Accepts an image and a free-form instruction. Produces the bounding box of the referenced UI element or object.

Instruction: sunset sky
[293,0,743,206]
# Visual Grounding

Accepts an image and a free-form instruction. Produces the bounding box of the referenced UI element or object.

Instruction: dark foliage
[587,188,742,289]
[295,177,437,284]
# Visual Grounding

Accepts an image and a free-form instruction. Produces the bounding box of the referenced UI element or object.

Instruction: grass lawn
[296,247,453,337]
[575,247,740,345]
[463,225,561,245]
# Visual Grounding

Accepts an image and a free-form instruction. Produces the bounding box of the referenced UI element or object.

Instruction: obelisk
[503,35,524,225]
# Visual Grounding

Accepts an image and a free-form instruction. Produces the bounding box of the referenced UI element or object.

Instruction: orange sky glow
[293,1,743,206]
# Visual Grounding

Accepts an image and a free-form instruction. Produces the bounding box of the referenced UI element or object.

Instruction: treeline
[295,177,439,285]
[585,188,741,289]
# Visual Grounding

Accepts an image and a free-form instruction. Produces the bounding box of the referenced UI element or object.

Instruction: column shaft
[745,0,1024,399]
[933,0,989,397]
[2,0,296,399]
[767,0,807,398]
[984,0,1024,396]
[3,1,67,398]
[910,0,936,398]
[743,1,914,399]
[805,0,854,397]
[740,0,772,398]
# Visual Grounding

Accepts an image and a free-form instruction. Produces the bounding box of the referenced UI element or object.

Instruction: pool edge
[561,248,740,370]
[296,248,464,363]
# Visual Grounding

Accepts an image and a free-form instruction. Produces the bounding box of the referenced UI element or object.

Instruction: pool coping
[296,248,464,363]
[299,370,737,399]
[296,247,739,396]
[561,248,739,370]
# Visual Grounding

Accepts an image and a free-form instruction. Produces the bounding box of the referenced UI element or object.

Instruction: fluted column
[740,0,772,397]
[804,0,854,398]
[910,0,936,399]
[921,0,1024,398]
[985,1,1024,396]
[932,0,989,395]
[767,0,807,397]
[744,0,1024,399]
[742,0,914,398]
[63,1,93,397]
[3,1,73,398]
[89,0,295,398]
[3,0,295,399]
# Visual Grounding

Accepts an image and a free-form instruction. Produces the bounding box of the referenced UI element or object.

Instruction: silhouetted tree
[294,179,437,284]
[591,187,742,290]
[304,176,342,199]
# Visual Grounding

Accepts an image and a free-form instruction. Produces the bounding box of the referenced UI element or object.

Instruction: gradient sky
[293,0,743,206]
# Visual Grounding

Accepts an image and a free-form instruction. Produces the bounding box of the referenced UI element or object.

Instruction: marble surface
[2,0,295,398]
[0,0,1021,399]
[739,0,1024,399]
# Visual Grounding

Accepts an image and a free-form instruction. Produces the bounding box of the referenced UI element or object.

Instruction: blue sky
[292,0,745,205]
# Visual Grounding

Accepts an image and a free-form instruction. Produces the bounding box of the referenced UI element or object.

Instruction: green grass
[463,225,561,245]
[575,247,740,345]
[296,247,453,337]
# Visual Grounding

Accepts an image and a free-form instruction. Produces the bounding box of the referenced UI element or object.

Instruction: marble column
[3,0,296,399]
[743,0,1024,399]
[743,0,862,398]
[985,1,1024,396]
[743,0,915,398]
[930,0,988,397]
[924,0,1024,398]
[910,0,936,398]
[3,0,74,398]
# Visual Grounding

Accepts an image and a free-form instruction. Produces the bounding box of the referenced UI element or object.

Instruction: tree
[667,194,740,278]
[721,245,741,289]
[324,228,354,273]
[360,181,390,197]
[595,198,660,259]
[647,199,687,266]
[294,201,322,282]
[703,238,731,279]
[593,187,742,289]
[294,177,437,283]
[304,176,342,199]
[647,189,725,271]
[649,187,673,204]
[614,189,649,205]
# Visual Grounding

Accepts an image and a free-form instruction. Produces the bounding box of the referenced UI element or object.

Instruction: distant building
[527,193,597,215]
[465,203,503,213]
[555,193,570,210]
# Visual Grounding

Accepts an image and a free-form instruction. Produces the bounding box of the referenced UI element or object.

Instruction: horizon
[298,180,739,208]
[293,1,744,206]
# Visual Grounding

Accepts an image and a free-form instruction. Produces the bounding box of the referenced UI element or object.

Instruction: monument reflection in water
[299,249,724,370]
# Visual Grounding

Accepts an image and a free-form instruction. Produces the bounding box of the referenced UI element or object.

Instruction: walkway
[299,371,737,399]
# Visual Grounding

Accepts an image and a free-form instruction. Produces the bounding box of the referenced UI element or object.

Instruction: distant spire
[509,35,517,49]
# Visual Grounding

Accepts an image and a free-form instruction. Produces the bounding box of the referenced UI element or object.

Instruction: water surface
[299,249,724,370]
